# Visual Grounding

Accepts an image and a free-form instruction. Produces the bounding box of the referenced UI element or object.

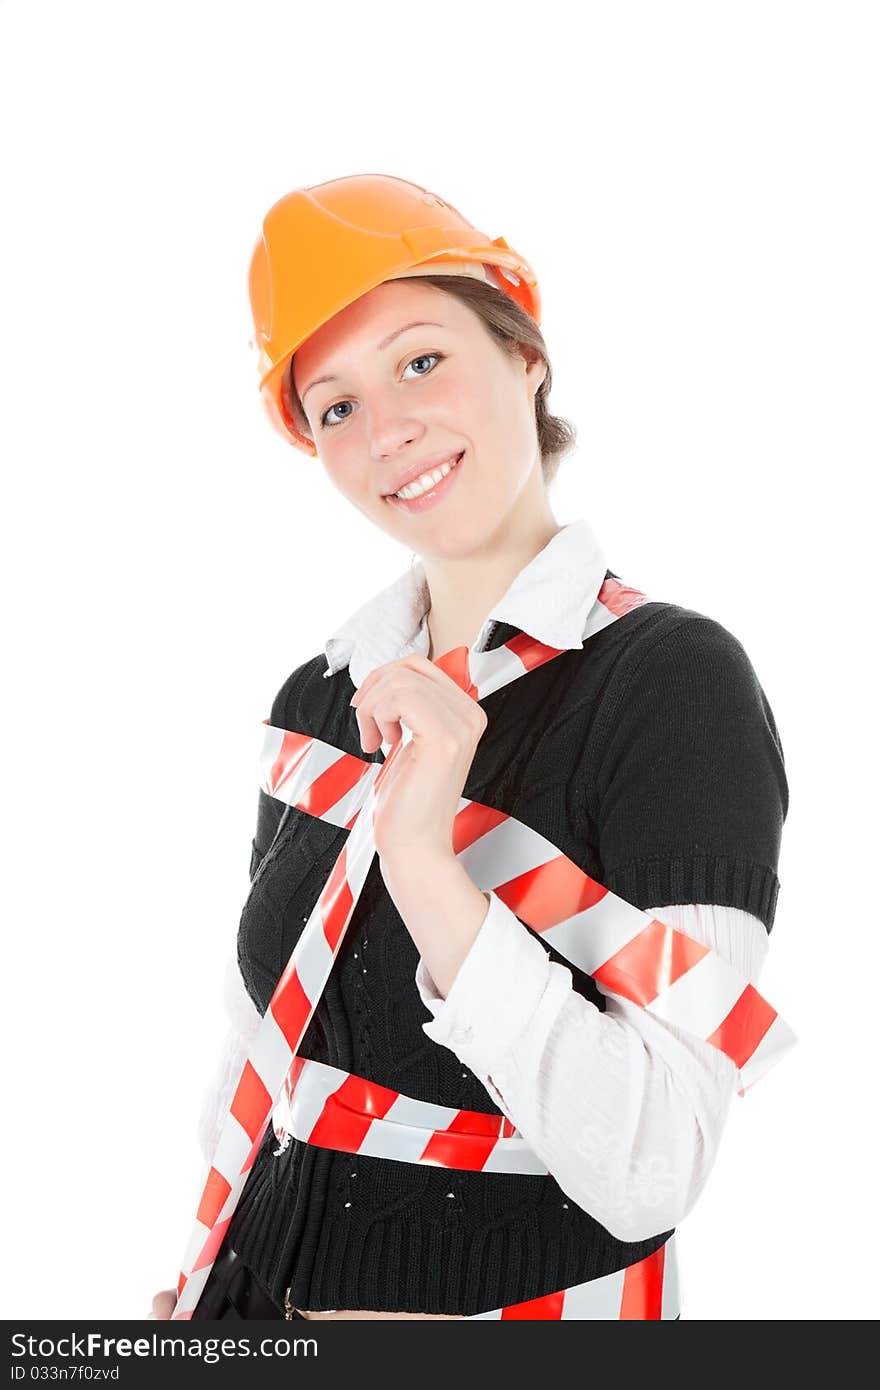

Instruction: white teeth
[393,453,461,500]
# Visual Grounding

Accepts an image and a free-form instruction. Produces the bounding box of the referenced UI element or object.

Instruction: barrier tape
[171,576,793,1319]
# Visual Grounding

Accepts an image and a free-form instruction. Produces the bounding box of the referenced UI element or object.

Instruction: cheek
[461,378,523,463]
[426,372,483,428]
[321,449,369,504]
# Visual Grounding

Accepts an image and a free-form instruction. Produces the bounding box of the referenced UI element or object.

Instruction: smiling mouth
[385,451,464,501]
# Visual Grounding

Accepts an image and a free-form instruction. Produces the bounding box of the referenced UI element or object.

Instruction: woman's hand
[148,1287,177,1320]
[350,652,488,866]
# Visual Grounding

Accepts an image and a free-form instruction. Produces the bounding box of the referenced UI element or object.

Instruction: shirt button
[451,1025,474,1045]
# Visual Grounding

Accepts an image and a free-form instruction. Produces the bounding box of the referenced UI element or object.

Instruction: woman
[151,173,789,1321]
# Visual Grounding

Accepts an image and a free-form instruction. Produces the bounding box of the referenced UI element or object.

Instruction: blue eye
[403,353,442,380]
[319,353,443,429]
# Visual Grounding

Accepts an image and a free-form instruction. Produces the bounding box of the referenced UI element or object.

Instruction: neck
[422,487,561,663]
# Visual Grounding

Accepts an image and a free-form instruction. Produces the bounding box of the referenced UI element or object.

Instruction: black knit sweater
[225,583,788,1314]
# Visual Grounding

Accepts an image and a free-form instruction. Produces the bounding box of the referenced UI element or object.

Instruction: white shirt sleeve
[414,895,769,1243]
[196,958,264,1166]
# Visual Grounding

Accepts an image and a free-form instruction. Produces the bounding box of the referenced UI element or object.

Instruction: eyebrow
[300,321,445,404]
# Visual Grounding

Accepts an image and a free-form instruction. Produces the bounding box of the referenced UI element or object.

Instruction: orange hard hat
[248,172,541,455]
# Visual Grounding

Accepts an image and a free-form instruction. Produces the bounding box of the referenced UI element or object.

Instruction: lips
[385,450,465,513]
[383,450,464,499]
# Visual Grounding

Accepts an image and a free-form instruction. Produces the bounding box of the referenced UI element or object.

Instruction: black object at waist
[191,1240,303,1320]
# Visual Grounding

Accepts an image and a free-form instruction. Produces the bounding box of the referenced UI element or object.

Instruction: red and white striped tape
[260,723,791,1108]
[274,1059,682,1318]
[171,576,793,1319]
[269,1054,536,1168]
[467,1238,680,1319]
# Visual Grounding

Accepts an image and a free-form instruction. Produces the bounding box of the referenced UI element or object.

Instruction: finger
[349,661,389,708]
[353,669,417,749]
[357,664,462,729]
[354,664,482,753]
[357,706,402,752]
[152,1289,176,1320]
[369,686,461,754]
[397,651,479,698]
[352,682,405,751]
[352,653,466,710]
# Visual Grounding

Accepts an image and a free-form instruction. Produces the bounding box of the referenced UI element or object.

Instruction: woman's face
[291,278,547,556]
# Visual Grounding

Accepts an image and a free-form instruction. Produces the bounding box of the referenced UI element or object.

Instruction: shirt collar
[323,516,610,688]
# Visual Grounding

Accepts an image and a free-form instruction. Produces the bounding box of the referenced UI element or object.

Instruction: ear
[524,352,548,399]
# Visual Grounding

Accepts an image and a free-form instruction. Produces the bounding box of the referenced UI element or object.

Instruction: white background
[1,0,877,1321]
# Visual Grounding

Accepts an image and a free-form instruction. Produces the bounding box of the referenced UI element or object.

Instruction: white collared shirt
[200,517,769,1242]
[322,516,611,689]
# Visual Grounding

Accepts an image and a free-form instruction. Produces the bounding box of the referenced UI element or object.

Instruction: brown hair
[284,273,577,487]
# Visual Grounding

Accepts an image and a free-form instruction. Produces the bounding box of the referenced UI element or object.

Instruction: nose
[364,387,427,460]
